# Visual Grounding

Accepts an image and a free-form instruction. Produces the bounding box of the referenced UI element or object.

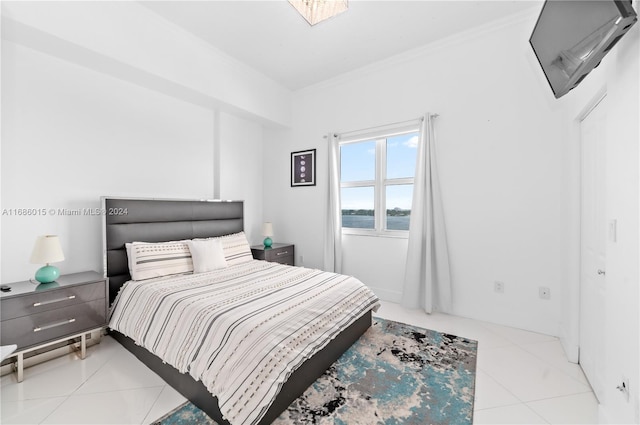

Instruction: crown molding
[296,4,542,95]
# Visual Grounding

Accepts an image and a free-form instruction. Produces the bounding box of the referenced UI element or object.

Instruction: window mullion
[341,180,375,188]
[376,138,386,233]
[386,177,414,186]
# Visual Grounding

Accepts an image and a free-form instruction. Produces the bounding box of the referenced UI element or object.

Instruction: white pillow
[196,232,254,266]
[125,240,193,281]
[187,239,228,273]
[217,232,254,266]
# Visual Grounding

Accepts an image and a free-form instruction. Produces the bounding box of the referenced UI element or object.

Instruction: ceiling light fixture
[288,0,348,26]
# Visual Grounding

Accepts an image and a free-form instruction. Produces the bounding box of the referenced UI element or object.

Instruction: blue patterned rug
[152,318,477,425]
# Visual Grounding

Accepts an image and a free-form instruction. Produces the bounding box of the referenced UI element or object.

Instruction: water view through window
[341,212,411,230]
[341,186,375,229]
[340,132,418,232]
[385,184,413,230]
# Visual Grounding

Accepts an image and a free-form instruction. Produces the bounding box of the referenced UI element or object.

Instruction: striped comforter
[109,260,379,425]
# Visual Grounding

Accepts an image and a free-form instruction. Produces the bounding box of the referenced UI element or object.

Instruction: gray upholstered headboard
[102,197,244,304]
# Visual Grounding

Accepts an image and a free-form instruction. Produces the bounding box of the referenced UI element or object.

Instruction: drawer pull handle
[33,295,76,307]
[33,318,76,332]
[276,251,289,256]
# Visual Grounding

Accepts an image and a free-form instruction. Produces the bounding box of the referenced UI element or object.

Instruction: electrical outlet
[539,287,551,300]
[494,281,504,293]
[299,255,304,266]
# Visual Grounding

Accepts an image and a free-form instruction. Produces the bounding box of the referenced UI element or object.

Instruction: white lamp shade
[262,222,274,237]
[30,235,65,264]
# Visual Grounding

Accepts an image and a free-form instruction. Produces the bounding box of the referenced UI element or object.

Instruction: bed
[102,197,379,425]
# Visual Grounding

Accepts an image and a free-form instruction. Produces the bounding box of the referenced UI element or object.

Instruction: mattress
[109,260,380,425]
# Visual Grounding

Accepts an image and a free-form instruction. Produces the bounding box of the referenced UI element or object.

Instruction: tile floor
[0,300,598,424]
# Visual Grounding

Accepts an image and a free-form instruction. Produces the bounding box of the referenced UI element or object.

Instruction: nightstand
[251,243,295,266]
[0,271,108,382]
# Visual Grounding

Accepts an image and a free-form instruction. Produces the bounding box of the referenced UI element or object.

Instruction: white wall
[219,112,264,245]
[1,3,274,282]
[264,9,568,336]
[1,39,214,281]
[1,1,292,128]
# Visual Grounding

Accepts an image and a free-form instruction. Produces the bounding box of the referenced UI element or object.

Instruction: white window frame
[339,125,419,238]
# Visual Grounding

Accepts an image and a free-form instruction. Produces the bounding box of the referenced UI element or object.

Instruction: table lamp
[262,222,273,248]
[30,235,65,283]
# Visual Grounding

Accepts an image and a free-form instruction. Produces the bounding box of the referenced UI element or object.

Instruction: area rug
[152,317,477,425]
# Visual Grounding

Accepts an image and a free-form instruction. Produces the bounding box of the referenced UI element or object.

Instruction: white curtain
[401,114,452,313]
[323,133,342,273]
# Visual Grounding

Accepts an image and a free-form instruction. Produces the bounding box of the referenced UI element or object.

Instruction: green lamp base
[263,237,273,248]
[35,265,60,284]
[35,281,60,291]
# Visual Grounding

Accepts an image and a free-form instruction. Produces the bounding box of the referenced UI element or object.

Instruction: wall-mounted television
[530,0,637,99]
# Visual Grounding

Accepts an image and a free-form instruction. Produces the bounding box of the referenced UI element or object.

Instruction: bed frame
[102,197,372,425]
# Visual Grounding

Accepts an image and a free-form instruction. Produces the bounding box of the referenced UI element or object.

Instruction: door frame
[577,91,608,401]
[560,87,607,365]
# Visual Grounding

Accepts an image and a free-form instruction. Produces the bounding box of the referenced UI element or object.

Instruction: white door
[579,94,607,402]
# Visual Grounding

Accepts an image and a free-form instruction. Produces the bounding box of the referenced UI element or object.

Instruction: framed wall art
[291,149,316,187]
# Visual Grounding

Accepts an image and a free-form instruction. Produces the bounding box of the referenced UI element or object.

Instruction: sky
[340,132,418,210]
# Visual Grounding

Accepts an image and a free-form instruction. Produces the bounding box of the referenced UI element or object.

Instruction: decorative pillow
[187,239,227,273]
[125,240,193,281]
[217,231,254,266]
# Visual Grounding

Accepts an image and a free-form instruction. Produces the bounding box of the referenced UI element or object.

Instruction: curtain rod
[324,114,439,139]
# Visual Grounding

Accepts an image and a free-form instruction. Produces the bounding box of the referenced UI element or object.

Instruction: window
[340,129,419,235]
